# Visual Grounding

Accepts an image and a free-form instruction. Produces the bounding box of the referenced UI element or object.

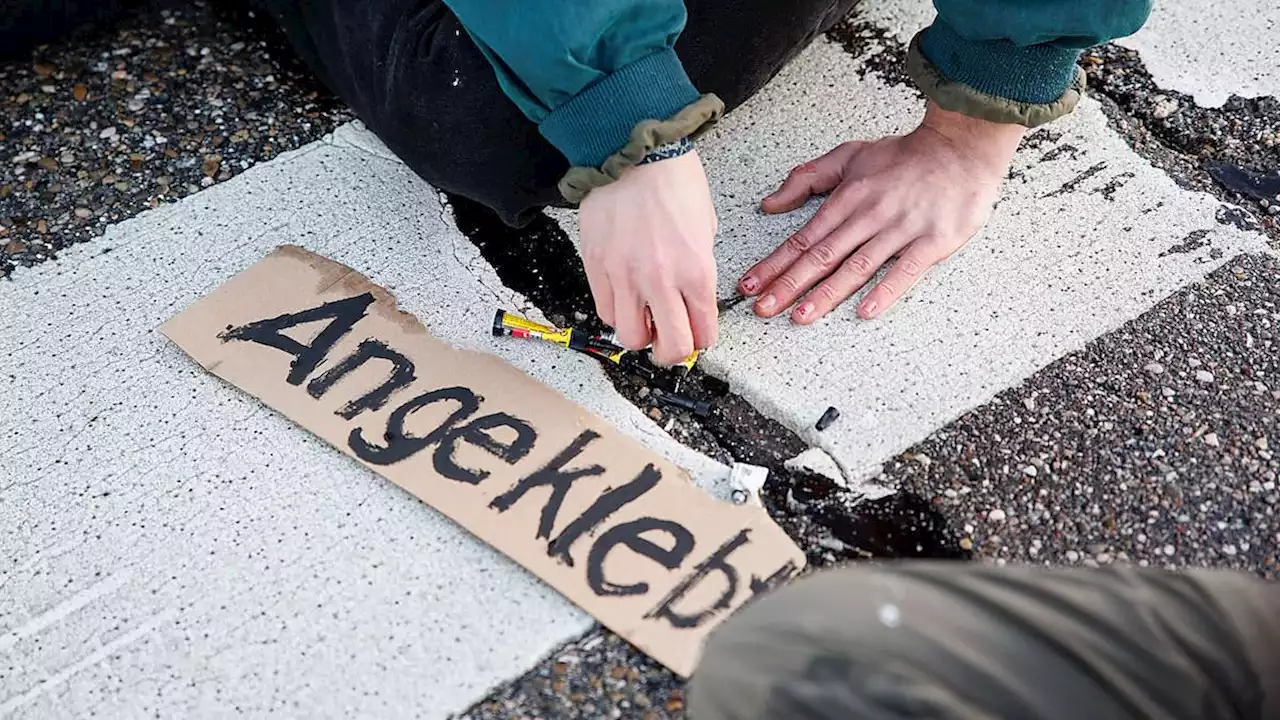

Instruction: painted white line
[1118,1,1280,107]
[0,123,729,718]
[0,574,129,654]
[858,0,1280,108]
[555,38,1268,485]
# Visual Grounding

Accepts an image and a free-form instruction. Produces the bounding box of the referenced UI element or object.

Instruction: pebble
[987,508,1007,522]
[959,537,973,551]
[98,126,118,139]
[1257,436,1269,451]
[1065,550,1080,562]
[1150,94,1180,119]
[646,408,662,421]
[1204,432,1220,447]
[1161,387,1176,398]
[1143,362,1165,375]
[1195,370,1214,383]
[1022,465,1037,477]
[1162,544,1176,556]
[74,208,91,219]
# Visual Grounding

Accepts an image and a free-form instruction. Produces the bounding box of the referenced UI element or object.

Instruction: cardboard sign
[161,246,805,677]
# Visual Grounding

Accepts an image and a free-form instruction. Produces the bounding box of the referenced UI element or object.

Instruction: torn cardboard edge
[160,245,806,677]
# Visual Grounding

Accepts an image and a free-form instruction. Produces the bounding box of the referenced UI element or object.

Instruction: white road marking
[0,123,728,718]
[555,38,1268,485]
[1117,1,1280,107]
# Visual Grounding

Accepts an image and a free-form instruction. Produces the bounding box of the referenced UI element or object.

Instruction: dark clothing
[254,0,859,226]
[690,562,1280,720]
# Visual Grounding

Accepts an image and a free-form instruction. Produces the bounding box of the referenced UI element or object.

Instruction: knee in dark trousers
[689,563,1280,720]
[257,0,859,227]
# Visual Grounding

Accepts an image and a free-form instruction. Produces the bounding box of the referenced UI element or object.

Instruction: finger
[683,287,719,350]
[753,200,887,317]
[791,233,906,324]
[740,183,864,299]
[857,240,942,319]
[586,266,615,327]
[761,142,863,215]
[612,287,653,350]
[647,290,696,366]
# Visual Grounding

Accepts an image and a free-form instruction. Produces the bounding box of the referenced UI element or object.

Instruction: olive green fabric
[689,562,1280,720]
[906,31,1086,128]
[559,93,724,204]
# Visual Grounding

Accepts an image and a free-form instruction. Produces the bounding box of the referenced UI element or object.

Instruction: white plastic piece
[784,447,848,488]
[728,462,770,506]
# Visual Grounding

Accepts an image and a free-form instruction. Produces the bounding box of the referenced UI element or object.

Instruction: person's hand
[579,150,718,365]
[738,102,1027,323]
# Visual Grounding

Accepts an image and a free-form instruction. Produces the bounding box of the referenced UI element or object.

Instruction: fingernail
[757,295,776,313]
[739,275,759,294]
[795,302,813,320]
[860,299,878,318]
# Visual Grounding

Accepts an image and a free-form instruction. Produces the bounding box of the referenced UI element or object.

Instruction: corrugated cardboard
[161,246,806,677]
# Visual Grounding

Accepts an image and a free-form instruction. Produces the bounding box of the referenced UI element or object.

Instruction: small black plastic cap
[492,309,507,337]
[815,406,840,431]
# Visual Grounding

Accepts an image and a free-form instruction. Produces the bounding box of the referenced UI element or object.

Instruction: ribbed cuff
[908,30,1086,128]
[920,20,1082,105]
[539,49,701,169]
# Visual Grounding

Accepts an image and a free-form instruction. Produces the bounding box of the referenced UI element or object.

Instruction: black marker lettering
[349,386,479,465]
[644,529,752,629]
[307,339,416,419]
[433,412,537,485]
[547,463,662,566]
[750,560,801,595]
[220,293,374,385]
[489,430,605,540]
[586,518,694,597]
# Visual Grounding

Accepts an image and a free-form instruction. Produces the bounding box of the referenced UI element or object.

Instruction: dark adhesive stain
[1039,144,1082,163]
[1020,129,1064,151]
[1160,229,1213,257]
[823,18,916,91]
[1043,161,1108,198]
[1206,163,1280,202]
[1216,205,1262,233]
[1091,171,1135,201]
[447,192,961,568]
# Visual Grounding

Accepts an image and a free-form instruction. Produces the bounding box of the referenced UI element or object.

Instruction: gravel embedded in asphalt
[0,1,352,277]
[880,253,1280,577]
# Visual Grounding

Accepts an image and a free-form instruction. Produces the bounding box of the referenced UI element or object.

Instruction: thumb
[761,141,863,214]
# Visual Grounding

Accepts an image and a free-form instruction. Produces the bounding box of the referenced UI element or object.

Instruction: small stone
[1150,95,1179,119]
[74,208,92,219]
[1065,550,1080,562]
[37,157,58,172]
[647,408,662,421]
[1023,465,1037,477]
[199,176,215,188]
[1022,396,1036,411]
[1143,362,1165,375]
[1097,553,1114,564]
[35,219,48,234]
[33,60,55,77]
[1226,304,1239,316]
[573,310,589,323]
[1195,370,1214,384]
[1204,432,1220,448]
[1270,205,1280,216]
[1163,544,1176,556]
[1161,387,1176,398]
[99,127,118,139]
[1231,265,1245,275]
[958,537,973,551]
[202,155,222,177]
[4,240,27,254]
[636,386,650,399]
[1223,544,1238,557]
[987,508,1007,522]
[1256,437,1269,451]
[72,83,87,102]
[1188,357,1202,368]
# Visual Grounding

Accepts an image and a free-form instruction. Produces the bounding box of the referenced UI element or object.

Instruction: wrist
[919,101,1026,170]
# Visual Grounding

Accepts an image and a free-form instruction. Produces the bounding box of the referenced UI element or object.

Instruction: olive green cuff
[558,93,725,204]
[906,31,1086,128]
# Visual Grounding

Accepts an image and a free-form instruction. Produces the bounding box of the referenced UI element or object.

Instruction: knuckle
[898,256,926,278]
[773,274,801,295]
[807,242,839,270]
[784,230,814,254]
[843,253,876,278]
[814,282,842,305]
[877,279,900,298]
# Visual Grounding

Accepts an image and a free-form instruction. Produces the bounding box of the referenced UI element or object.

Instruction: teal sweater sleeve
[443,0,702,169]
[920,0,1151,109]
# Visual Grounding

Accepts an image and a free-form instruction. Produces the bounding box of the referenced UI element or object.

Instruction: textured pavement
[3,0,1279,718]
